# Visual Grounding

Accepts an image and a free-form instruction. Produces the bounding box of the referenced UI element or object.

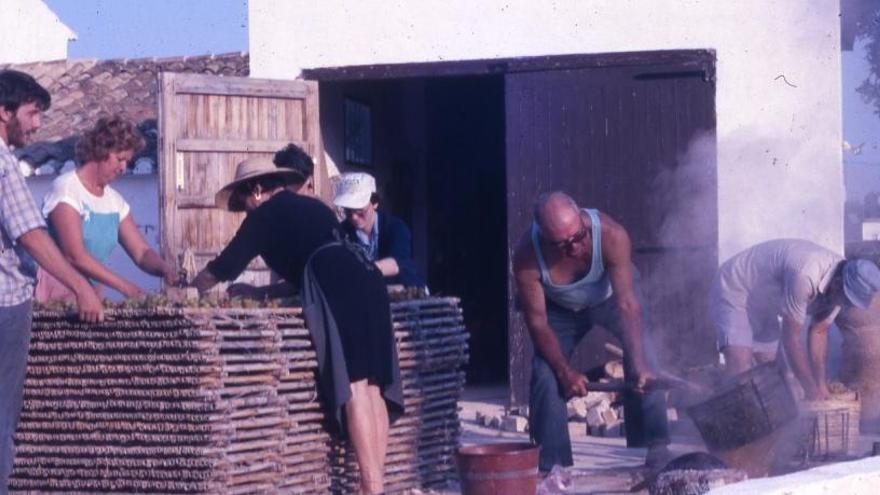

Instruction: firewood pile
[573,345,627,437]
[9,296,467,494]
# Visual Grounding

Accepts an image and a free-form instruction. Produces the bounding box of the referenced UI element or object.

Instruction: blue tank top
[531,208,613,312]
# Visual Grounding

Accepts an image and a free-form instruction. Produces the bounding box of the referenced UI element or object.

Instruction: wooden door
[158,73,325,287]
[505,55,718,405]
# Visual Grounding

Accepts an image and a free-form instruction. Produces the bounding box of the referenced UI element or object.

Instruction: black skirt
[309,244,394,385]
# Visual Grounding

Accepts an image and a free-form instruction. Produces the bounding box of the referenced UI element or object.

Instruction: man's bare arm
[513,234,588,397]
[781,315,825,400]
[807,317,833,399]
[599,213,651,384]
[18,228,103,322]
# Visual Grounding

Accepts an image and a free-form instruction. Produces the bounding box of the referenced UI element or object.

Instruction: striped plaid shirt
[0,137,46,306]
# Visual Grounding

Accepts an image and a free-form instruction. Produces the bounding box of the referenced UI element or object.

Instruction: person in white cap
[193,158,403,494]
[711,239,880,400]
[333,172,425,289]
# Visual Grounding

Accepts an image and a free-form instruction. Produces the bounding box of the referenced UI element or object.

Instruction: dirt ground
[412,385,880,495]
[410,385,698,494]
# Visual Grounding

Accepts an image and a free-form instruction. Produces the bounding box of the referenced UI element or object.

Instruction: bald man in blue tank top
[513,191,670,471]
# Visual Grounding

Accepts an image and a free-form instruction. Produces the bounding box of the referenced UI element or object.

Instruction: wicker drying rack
[10,296,468,494]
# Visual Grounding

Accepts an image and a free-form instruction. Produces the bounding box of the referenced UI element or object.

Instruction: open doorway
[424,76,508,383]
[314,75,509,384]
[307,50,718,400]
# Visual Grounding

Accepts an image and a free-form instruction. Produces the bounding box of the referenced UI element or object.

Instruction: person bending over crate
[711,239,880,401]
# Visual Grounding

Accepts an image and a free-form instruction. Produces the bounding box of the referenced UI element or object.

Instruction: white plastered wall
[250,0,844,260]
[0,0,75,64]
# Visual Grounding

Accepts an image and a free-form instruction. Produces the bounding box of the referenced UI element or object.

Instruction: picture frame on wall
[344,97,372,167]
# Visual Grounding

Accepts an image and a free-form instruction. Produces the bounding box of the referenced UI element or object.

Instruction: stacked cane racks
[10,296,467,494]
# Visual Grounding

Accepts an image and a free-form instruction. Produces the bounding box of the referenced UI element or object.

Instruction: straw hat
[215,157,302,211]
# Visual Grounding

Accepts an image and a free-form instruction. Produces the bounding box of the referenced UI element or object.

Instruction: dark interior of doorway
[424,76,507,384]
[321,75,510,384]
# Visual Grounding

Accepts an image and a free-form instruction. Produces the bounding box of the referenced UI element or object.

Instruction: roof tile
[1,52,249,142]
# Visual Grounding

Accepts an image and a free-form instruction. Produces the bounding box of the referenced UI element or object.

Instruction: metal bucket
[455,442,540,495]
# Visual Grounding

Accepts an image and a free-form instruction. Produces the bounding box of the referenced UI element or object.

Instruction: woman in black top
[192,157,400,495]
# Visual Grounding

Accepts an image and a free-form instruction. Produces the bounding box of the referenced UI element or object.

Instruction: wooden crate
[798,395,861,459]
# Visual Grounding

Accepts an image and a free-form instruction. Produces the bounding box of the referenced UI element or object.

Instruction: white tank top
[530,208,613,312]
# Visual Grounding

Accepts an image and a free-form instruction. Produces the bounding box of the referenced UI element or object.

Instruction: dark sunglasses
[551,224,588,253]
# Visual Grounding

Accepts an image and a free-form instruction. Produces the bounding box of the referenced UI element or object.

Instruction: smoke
[717,129,843,257]
[642,131,860,466]
[651,131,718,248]
[642,126,845,372]
[641,130,718,371]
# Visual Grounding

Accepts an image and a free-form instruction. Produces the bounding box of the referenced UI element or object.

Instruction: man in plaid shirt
[0,70,103,493]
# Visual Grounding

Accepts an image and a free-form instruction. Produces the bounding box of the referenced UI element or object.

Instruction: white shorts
[712,292,781,352]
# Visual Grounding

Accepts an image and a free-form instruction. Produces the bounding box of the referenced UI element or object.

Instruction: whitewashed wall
[0,0,74,63]
[250,0,844,260]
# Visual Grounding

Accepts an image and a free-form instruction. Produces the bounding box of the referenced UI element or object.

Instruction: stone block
[601,408,618,424]
[604,360,625,379]
[586,408,604,428]
[585,399,611,428]
[475,411,485,425]
[501,415,528,433]
[584,391,614,408]
[602,420,623,437]
[567,397,588,420]
[487,415,502,429]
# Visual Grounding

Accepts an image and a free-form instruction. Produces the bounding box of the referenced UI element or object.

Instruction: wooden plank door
[505,55,718,405]
[158,73,325,287]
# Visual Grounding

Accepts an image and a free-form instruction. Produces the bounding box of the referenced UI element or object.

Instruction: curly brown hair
[75,116,145,165]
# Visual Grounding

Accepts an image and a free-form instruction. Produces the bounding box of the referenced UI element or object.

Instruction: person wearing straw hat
[333,172,426,289]
[711,239,880,400]
[192,157,403,495]
[225,143,317,300]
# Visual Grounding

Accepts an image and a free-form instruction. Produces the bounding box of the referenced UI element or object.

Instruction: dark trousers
[0,301,32,495]
[528,292,670,471]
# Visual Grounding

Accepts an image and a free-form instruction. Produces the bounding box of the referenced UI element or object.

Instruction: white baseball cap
[333,172,376,209]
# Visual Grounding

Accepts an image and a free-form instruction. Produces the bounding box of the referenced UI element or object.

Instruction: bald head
[533,192,581,238]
